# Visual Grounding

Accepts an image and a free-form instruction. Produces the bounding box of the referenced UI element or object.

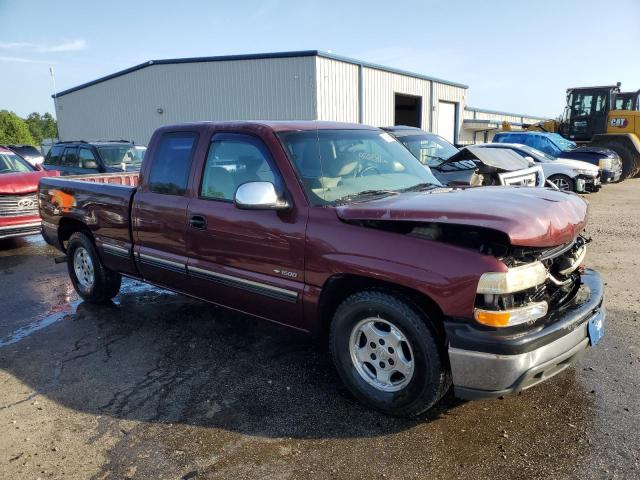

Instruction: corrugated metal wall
[314,57,470,130]
[360,67,432,128]
[56,56,317,145]
[315,57,359,122]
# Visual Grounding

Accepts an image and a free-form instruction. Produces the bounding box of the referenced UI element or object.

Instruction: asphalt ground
[0,179,639,480]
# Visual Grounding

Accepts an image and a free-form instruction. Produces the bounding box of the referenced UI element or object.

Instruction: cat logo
[610,118,628,128]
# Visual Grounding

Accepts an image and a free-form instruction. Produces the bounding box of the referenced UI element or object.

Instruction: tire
[66,232,121,303]
[548,174,575,192]
[329,290,451,417]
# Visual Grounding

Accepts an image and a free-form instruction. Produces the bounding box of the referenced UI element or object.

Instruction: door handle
[189,215,207,230]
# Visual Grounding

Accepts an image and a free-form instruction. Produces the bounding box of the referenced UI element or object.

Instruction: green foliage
[25,112,58,144]
[0,110,35,145]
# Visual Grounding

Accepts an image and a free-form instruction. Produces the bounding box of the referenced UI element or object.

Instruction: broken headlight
[476,262,548,294]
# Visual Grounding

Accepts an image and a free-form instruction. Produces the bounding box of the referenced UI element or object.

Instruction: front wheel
[548,174,575,192]
[330,291,450,417]
[67,232,121,303]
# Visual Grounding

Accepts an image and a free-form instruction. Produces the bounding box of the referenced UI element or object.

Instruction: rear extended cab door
[185,125,309,330]
[131,127,203,287]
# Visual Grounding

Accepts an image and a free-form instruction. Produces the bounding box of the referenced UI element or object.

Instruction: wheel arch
[592,132,640,151]
[58,218,93,252]
[316,273,447,343]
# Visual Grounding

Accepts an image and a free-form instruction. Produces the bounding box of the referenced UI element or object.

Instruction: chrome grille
[0,193,39,217]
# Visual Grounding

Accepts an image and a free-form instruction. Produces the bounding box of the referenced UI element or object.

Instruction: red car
[0,147,58,240]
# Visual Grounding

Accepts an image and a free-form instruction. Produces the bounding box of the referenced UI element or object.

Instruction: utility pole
[49,66,57,121]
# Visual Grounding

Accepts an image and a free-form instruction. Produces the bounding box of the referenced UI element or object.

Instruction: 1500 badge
[273,269,298,278]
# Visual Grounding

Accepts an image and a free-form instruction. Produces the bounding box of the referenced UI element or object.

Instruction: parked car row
[493,131,623,184]
[34,120,605,418]
[384,127,621,194]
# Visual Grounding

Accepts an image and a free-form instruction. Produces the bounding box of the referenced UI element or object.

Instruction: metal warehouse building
[54,50,545,146]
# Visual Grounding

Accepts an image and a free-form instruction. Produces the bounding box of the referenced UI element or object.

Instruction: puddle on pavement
[0,278,165,348]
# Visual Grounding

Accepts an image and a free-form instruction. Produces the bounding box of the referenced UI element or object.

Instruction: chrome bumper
[448,269,605,399]
[0,221,42,240]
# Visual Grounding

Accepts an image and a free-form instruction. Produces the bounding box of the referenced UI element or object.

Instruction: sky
[1,0,639,119]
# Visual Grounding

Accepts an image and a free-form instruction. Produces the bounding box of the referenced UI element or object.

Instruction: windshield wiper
[335,189,398,203]
[400,182,439,192]
[426,154,449,163]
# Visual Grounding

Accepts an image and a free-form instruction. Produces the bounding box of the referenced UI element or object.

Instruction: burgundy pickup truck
[39,121,605,416]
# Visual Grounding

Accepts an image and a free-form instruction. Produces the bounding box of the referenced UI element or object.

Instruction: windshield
[547,133,577,152]
[97,145,143,170]
[278,129,442,205]
[0,151,34,174]
[396,133,459,166]
[517,145,555,162]
[11,146,42,159]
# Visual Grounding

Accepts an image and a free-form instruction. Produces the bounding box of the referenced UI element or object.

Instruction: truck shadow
[0,279,595,445]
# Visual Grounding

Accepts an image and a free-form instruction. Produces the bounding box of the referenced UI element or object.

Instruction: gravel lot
[1,180,639,480]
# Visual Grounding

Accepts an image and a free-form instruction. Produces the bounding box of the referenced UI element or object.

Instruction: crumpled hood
[336,186,588,248]
[0,170,59,195]
[447,146,531,171]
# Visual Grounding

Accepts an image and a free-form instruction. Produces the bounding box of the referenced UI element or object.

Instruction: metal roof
[54,50,469,98]
[465,106,548,121]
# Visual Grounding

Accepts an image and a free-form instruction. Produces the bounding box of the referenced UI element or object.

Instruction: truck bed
[39,175,138,275]
[62,171,139,187]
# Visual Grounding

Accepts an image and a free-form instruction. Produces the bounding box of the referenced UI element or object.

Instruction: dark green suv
[43,140,146,176]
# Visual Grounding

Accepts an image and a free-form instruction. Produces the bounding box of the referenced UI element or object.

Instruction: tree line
[0,110,58,145]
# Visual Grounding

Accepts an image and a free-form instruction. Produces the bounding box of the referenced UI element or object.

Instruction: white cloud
[0,56,52,64]
[37,40,86,52]
[0,39,87,53]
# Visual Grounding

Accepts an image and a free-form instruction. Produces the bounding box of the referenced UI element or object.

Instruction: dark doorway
[394,94,422,127]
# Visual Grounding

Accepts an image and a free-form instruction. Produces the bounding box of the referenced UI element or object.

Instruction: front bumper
[445,269,605,399]
[601,168,621,183]
[576,174,601,193]
[0,219,42,240]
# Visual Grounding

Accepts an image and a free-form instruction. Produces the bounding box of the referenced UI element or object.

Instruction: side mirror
[234,181,289,210]
[83,160,99,169]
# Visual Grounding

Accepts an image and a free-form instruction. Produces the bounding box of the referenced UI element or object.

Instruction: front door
[186,133,307,328]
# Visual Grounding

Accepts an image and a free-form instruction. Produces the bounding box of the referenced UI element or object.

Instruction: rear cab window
[148,132,199,195]
[45,145,65,166]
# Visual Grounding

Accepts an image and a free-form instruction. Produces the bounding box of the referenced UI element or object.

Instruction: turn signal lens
[474,301,548,328]
[474,310,511,327]
[477,262,548,294]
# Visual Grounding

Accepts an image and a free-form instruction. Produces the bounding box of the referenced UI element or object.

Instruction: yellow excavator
[502,83,640,179]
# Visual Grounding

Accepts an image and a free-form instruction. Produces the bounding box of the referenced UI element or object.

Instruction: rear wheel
[330,291,451,417]
[67,232,121,303]
[548,174,575,192]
